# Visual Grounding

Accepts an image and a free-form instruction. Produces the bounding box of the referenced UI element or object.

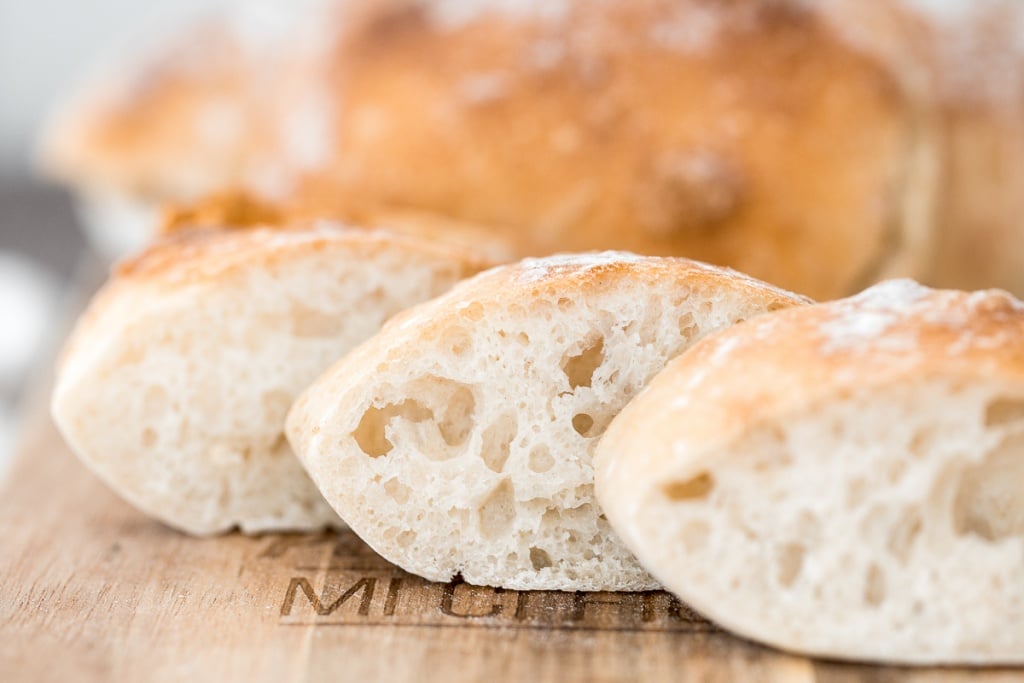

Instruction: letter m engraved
[280,577,376,617]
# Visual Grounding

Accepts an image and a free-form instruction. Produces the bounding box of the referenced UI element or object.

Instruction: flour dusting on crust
[516,252,645,282]
[819,279,931,350]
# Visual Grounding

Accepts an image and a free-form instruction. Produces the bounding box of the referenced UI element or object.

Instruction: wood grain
[0,273,1019,682]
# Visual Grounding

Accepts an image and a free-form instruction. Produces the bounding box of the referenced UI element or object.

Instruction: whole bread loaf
[595,279,1024,663]
[36,0,938,300]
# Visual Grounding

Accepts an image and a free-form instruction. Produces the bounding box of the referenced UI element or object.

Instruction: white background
[0,0,220,179]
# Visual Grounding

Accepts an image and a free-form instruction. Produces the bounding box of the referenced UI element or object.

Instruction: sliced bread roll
[595,279,1024,663]
[286,253,807,590]
[51,226,493,535]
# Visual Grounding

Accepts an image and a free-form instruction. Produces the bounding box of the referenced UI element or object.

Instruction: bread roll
[286,253,807,590]
[39,0,938,299]
[595,279,1024,663]
[51,226,493,535]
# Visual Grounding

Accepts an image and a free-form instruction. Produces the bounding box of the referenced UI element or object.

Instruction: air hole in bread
[352,400,433,457]
[529,547,553,570]
[141,428,157,448]
[443,327,473,358]
[777,542,805,587]
[572,413,595,437]
[678,312,698,338]
[291,303,345,338]
[864,564,886,606]
[627,302,663,345]
[480,413,518,473]
[459,303,484,322]
[662,473,715,501]
[384,478,411,504]
[437,383,477,448]
[479,479,516,539]
[497,330,531,345]
[985,397,1024,428]
[353,379,478,459]
[397,530,415,548]
[561,336,605,389]
[886,508,922,563]
[908,427,935,458]
[953,432,1024,541]
[528,445,554,473]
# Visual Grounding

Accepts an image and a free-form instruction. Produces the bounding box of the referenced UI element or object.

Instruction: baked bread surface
[287,252,807,590]
[595,279,1024,663]
[52,226,492,535]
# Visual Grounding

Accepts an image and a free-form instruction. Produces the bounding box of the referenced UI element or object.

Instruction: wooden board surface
[5,384,1024,682]
[1,268,1021,682]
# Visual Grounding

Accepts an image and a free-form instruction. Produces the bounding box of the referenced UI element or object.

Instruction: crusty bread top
[57,226,496,380]
[596,279,1024,493]
[158,190,286,232]
[372,252,806,347]
[156,190,521,263]
[114,224,494,285]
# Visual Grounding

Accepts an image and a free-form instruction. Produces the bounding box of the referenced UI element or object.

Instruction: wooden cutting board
[5,382,1023,682]
[0,270,1019,682]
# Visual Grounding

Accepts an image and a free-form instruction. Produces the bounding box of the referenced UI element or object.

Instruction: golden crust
[158,190,286,232]
[116,224,494,287]
[380,253,808,349]
[156,190,521,263]
[39,0,1024,299]
[296,0,926,299]
[39,0,931,300]
[59,226,497,376]
[595,279,1024,498]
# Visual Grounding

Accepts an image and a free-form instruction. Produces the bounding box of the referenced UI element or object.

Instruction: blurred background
[0,0,217,468]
